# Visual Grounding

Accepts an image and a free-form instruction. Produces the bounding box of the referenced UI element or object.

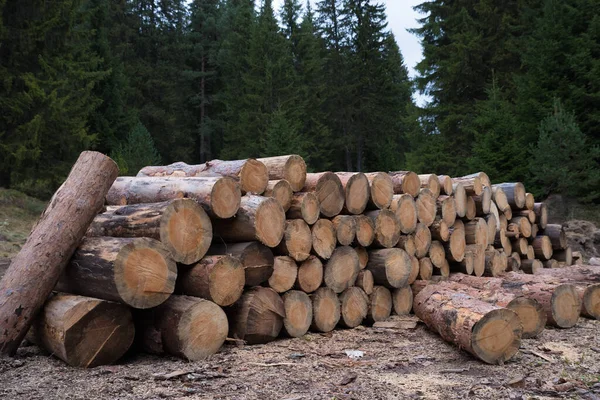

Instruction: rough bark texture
[311,219,336,259]
[367,248,412,289]
[57,237,177,309]
[296,256,323,293]
[282,290,312,337]
[0,151,118,355]
[264,180,293,212]
[107,176,241,219]
[302,172,344,217]
[286,192,320,225]
[228,287,285,345]
[336,172,370,214]
[139,295,228,360]
[88,199,212,265]
[276,219,312,261]
[311,287,341,333]
[389,171,420,197]
[31,293,134,367]
[257,155,307,192]
[364,172,394,210]
[207,242,274,287]
[323,246,360,293]
[390,194,418,234]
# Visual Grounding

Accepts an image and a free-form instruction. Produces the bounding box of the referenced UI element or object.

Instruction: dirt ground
[1,315,598,400]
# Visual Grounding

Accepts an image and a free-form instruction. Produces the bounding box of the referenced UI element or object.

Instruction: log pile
[1,153,597,368]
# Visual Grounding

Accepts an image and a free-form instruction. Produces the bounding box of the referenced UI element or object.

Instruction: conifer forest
[1,0,599,201]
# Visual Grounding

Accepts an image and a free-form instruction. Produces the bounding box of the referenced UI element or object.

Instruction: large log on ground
[392,286,413,315]
[332,215,356,246]
[257,155,307,192]
[541,224,567,249]
[366,286,392,323]
[366,209,401,248]
[436,195,456,227]
[32,294,134,367]
[338,287,369,328]
[268,256,298,293]
[302,172,344,217]
[452,182,467,218]
[137,159,268,195]
[276,219,312,261]
[418,174,440,198]
[207,242,273,286]
[533,203,548,229]
[286,192,320,225]
[419,277,546,338]
[453,175,482,196]
[323,246,360,293]
[58,237,177,309]
[228,287,285,344]
[88,199,212,265]
[414,222,432,258]
[107,176,241,219]
[139,295,228,360]
[212,195,285,247]
[354,215,375,247]
[0,151,118,355]
[390,194,418,234]
[532,235,553,260]
[311,287,341,332]
[413,284,522,364]
[367,248,412,288]
[416,188,437,227]
[296,256,323,293]
[177,255,245,306]
[311,219,336,259]
[364,172,394,209]
[335,172,369,214]
[282,291,312,337]
[264,180,293,212]
[389,171,420,197]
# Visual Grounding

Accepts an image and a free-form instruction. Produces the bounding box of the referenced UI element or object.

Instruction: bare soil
[1,316,599,400]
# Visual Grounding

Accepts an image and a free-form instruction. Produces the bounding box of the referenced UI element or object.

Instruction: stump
[282,291,312,338]
[287,192,320,225]
[207,242,274,286]
[302,172,344,217]
[311,287,341,333]
[257,155,307,192]
[228,287,285,344]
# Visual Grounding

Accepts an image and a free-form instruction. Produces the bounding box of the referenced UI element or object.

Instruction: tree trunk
[323,246,360,293]
[57,237,177,309]
[413,284,522,364]
[512,237,529,256]
[338,287,369,328]
[390,194,418,234]
[516,210,536,224]
[365,209,401,248]
[356,269,374,295]
[228,287,285,345]
[472,186,492,216]
[302,172,344,217]
[332,215,357,246]
[212,195,285,248]
[388,171,420,197]
[428,240,446,269]
[0,151,118,355]
[364,172,394,209]
[264,180,293,212]
[354,215,375,247]
[492,186,510,216]
[509,216,532,238]
[482,249,505,277]
[525,193,535,211]
[311,287,341,333]
[177,255,244,306]
[311,219,336,259]
[485,213,497,246]
[207,242,274,287]
[445,226,466,263]
[31,293,134,367]
[88,199,212,265]
[366,286,392,323]
[287,192,320,225]
[367,248,412,288]
[392,286,413,315]
[418,174,441,198]
[336,172,369,214]
[416,188,437,227]
[106,176,241,219]
[276,219,312,261]
[355,246,369,269]
[282,290,312,338]
[268,256,298,293]
[293,255,323,293]
[430,219,449,242]
[553,247,573,266]
[452,182,467,218]
[256,155,307,192]
[139,295,228,360]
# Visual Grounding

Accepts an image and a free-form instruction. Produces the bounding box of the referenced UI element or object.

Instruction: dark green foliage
[110,121,161,175]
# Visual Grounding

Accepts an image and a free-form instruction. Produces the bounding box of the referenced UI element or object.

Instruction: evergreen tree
[111,120,162,175]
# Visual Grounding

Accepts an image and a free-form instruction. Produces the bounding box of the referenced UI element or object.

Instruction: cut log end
[311,219,336,259]
[332,215,357,246]
[471,308,522,365]
[337,172,370,214]
[311,287,341,333]
[304,172,344,217]
[551,284,581,328]
[366,172,394,209]
[269,256,298,293]
[296,256,323,293]
[392,286,413,315]
[324,246,360,293]
[367,286,393,322]
[254,198,286,247]
[414,223,432,258]
[367,248,412,289]
[265,180,293,212]
[278,219,312,261]
[178,298,229,360]
[282,291,312,338]
[416,188,437,227]
[258,155,307,192]
[583,284,600,320]
[419,257,434,281]
[238,159,269,194]
[507,297,546,339]
[211,177,243,219]
[354,215,375,247]
[391,194,417,234]
[288,192,320,225]
[339,287,369,328]
[229,287,285,344]
[356,269,374,295]
[355,246,369,269]
[368,209,400,248]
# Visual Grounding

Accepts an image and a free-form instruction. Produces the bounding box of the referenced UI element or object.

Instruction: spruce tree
[110,121,162,175]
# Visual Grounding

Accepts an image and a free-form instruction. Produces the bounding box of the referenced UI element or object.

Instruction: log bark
[396,235,416,257]
[366,286,392,323]
[464,218,488,248]
[392,286,413,315]
[430,219,450,242]
[493,183,526,209]
[282,290,312,338]
[356,269,374,295]
[311,219,336,259]
[311,287,341,332]
[452,182,467,218]
[419,257,434,280]
[207,242,274,286]
[31,293,134,367]
[418,174,440,198]
[264,180,293,212]
[323,246,360,293]
[0,151,118,355]
[532,235,553,260]
[286,192,320,225]
[521,259,543,274]
[364,172,394,209]
[389,171,420,197]
[139,295,228,360]
[58,237,177,309]
[541,224,567,250]
[336,172,370,214]
[436,195,456,227]
[453,175,482,196]
[416,188,437,227]
[507,252,522,272]
[276,219,312,261]
[88,199,212,265]
[296,256,323,293]
[516,210,536,224]
[257,155,307,192]
[228,287,285,344]
[338,287,369,328]
[553,247,573,266]
[332,215,357,246]
[367,248,412,289]
[302,172,344,217]
[212,195,285,247]
[389,194,418,234]
[473,186,492,216]
[268,256,298,293]
[413,284,522,364]
[354,215,375,247]
[365,209,400,248]
[107,176,241,219]
[533,202,548,229]
[177,255,245,306]
[414,222,432,258]
[437,175,454,196]
[526,245,535,260]
[543,259,559,269]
